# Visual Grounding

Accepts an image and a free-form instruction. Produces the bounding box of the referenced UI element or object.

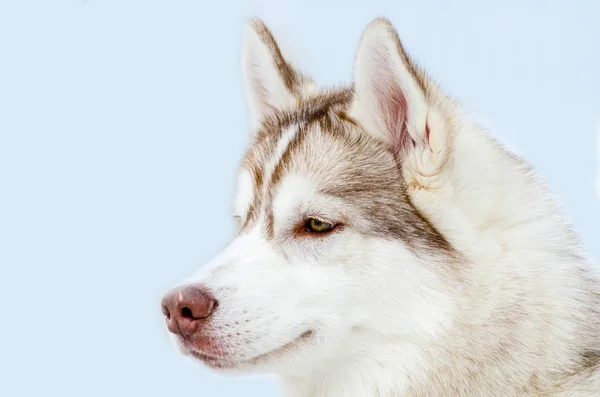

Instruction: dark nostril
[180,307,194,319]
[162,286,218,336]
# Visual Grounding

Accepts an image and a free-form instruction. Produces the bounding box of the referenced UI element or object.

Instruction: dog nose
[161,286,218,336]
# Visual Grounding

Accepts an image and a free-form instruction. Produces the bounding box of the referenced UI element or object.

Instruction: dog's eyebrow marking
[239,89,354,235]
[264,123,310,238]
[240,124,300,234]
[265,125,301,185]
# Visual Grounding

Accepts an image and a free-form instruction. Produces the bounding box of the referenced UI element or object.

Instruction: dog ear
[241,19,311,130]
[350,18,442,157]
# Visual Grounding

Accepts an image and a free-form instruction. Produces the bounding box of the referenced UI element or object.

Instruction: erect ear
[241,19,313,130]
[349,18,443,156]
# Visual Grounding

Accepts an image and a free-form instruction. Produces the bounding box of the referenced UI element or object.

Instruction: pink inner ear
[372,48,415,155]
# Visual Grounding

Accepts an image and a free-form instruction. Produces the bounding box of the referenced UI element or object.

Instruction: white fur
[165,18,600,397]
[350,21,430,148]
[241,23,296,129]
[233,169,254,219]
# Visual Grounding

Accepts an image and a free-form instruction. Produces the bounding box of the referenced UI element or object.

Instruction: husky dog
[161,18,600,396]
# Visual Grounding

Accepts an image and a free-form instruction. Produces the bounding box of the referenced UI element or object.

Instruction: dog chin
[176,330,315,372]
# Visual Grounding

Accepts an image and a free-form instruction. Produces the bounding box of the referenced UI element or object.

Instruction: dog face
[161,18,458,376]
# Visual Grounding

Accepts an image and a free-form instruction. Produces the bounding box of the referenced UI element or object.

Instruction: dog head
[161,18,460,376]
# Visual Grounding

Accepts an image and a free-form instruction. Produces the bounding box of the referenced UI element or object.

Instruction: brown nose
[161,286,218,336]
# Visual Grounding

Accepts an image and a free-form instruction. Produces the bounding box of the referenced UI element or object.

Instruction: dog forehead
[238,120,398,218]
[245,120,377,186]
[272,172,319,219]
[236,122,348,210]
[234,111,454,255]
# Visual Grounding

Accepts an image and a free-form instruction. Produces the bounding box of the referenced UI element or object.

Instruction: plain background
[0,1,599,396]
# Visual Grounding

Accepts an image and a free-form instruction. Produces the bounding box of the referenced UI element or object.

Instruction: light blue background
[0,1,598,396]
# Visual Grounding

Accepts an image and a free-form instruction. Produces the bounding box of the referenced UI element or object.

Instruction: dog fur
[164,18,600,397]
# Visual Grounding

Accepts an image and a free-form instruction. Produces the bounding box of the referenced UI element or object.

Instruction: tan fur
[164,18,600,397]
[253,19,600,396]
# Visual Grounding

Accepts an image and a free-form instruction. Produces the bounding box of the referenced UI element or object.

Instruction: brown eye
[305,218,335,233]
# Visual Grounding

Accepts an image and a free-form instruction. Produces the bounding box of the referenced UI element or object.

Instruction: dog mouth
[182,330,314,370]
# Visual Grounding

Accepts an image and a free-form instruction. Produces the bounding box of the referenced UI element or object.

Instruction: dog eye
[305,218,335,233]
